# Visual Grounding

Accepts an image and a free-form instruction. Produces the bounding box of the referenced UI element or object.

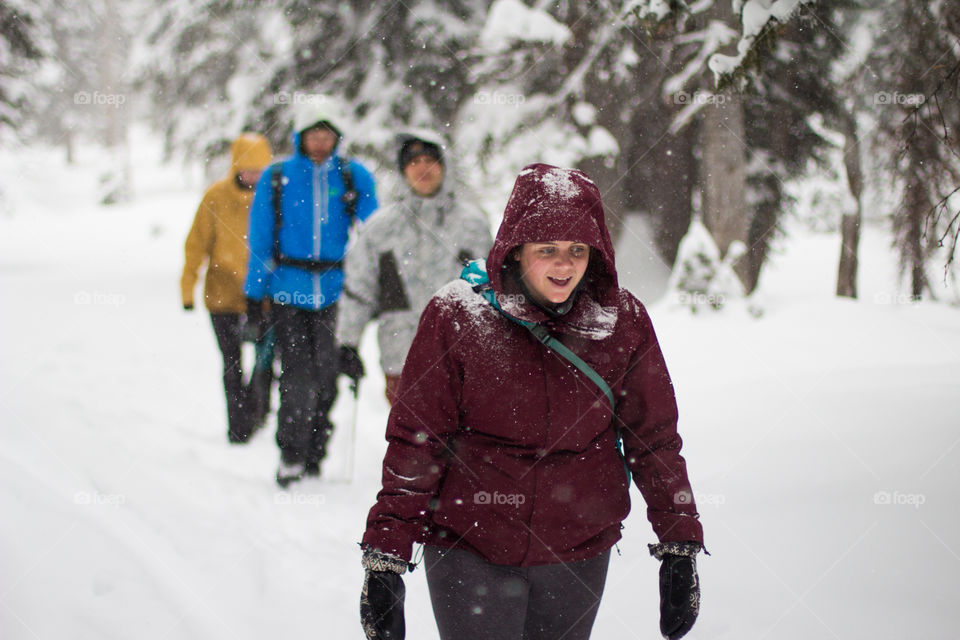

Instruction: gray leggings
[424,546,610,640]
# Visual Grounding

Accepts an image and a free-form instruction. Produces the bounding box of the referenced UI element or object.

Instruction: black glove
[339,345,365,386]
[360,550,407,639]
[244,298,264,340]
[650,542,701,640]
[183,302,194,311]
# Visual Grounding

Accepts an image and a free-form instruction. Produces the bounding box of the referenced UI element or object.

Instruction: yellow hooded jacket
[181,133,272,313]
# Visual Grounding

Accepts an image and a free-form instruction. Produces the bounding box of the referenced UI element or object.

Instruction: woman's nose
[554,254,574,269]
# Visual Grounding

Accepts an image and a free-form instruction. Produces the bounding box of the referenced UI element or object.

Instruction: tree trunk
[837,213,861,297]
[647,123,696,267]
[579,155,627,250]
[65,129,75,165]
[96,0,131,204]
[836,111,862,298]
[905,169,927,299]
[700,90,750,287]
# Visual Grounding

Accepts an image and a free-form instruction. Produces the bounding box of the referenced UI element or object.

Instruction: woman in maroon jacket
[359,164,704,640]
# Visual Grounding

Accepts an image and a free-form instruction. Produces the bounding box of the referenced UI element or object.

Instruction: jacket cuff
[648,541,703,560]
[361,528,414,564]
[649,510,704,546]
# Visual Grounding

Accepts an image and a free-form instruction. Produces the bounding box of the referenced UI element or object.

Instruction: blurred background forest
[3,0,959,303]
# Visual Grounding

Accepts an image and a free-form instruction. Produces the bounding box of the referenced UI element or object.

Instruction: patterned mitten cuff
[361,549,409,575]
[648,541,703,560]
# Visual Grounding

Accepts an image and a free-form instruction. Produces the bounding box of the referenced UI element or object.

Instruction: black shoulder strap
[338,157,359,220]
[271,165,283,268]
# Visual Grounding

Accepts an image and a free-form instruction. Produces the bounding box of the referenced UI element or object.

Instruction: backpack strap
[525,324,616,411]
[338,156,359,221]
[271,165,284,270]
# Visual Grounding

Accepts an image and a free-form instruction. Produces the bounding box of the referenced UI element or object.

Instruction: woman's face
[517,241,590,305]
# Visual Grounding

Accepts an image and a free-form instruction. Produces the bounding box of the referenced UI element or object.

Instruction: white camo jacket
[337,181,492,375]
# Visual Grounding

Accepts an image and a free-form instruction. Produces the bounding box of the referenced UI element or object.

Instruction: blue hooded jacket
[244,129,378,310]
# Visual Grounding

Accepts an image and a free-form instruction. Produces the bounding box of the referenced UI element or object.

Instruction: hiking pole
[344,379,360,484]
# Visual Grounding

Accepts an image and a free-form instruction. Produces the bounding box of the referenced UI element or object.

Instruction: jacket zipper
[313,163,326,308]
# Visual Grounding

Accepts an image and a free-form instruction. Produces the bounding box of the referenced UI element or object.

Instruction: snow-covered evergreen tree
[133,0,292,171]
[667,216,745,312]
[129,0,851,287]
[1,0,45,140]
[864,0,960,299]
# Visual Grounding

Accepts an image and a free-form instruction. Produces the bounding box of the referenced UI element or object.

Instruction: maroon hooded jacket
[362,164,703,566]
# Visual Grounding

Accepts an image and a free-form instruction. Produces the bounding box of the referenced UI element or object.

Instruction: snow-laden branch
[708,0,812,84]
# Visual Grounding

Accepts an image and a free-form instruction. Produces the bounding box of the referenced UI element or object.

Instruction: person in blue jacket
[244,97,378,486]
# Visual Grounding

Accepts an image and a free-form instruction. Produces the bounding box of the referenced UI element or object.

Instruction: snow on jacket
[182,133,272,313]
[336,173,492,375]
[362,163,703,567]
[243,130,378,310]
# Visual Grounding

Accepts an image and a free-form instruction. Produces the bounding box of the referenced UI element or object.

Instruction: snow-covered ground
[1,134,958,639]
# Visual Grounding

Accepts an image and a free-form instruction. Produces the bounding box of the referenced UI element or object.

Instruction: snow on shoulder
[434,278,498,320]
[432,277,504,344]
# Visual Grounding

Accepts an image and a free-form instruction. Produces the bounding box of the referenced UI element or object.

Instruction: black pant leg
[522,550,610,640]
[248,326,276,424]
[274,305,320,463]
[210,313,250,441]
[307,304,340,465]
[424,546,611,640]
[424,546,530,640]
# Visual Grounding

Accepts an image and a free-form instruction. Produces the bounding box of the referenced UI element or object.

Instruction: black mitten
[649,542,701,640]
[339,345,365,386]
[360,550,407,639]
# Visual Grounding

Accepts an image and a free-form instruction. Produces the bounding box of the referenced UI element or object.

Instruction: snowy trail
[2,145,960,638]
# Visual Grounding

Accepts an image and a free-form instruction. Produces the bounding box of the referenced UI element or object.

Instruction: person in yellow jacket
[181,132,273,443]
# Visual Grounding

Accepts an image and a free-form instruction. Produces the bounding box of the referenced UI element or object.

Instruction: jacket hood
[289,96,348,160]
[292,95,347,135]
[229,133,272,174]
[487,163,618,308]
[395,128,447,171]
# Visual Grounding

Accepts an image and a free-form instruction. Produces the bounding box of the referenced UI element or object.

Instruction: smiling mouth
[548,276,572,287]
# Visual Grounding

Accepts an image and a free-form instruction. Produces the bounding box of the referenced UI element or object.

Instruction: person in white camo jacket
[336,129,492,404]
